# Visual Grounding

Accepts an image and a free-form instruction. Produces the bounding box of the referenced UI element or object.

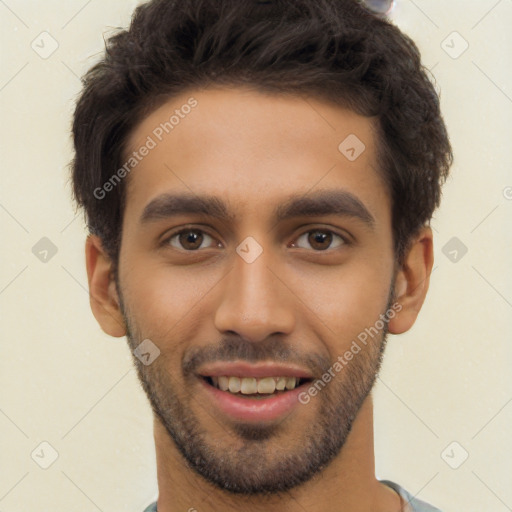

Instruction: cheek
[121,262,222,338]
[293,259,392,343]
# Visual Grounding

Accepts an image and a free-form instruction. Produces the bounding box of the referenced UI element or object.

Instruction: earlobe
[388,227,434,335]
[85,235,127,338]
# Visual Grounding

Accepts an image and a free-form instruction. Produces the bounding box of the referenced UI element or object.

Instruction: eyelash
[160,226,351,252]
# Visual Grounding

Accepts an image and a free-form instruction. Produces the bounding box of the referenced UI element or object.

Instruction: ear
[388,226,434,335]
[85,235,126,337]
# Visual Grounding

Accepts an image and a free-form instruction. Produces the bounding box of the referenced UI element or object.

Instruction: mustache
[182,335,331,377]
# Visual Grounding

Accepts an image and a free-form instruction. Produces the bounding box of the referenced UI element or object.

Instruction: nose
[213,245,296,343]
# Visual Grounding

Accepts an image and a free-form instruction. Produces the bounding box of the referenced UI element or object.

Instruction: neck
[153,393,401,512]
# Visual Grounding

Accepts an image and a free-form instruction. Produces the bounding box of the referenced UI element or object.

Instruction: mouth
[202,375,311,399]
[196,363,315,422]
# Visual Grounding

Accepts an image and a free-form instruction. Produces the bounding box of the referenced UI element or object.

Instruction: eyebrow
[139,189,375,229]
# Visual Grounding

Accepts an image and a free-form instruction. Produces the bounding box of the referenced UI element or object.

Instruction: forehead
[121,86,389,226]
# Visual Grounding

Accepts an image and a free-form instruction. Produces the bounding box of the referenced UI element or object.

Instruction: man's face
[116,87,396,494]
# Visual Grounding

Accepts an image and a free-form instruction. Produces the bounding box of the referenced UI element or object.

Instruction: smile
[204,375,307,396]
[197,362,314,422]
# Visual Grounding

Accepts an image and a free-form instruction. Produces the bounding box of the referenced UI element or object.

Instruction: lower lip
[200,378,307,422]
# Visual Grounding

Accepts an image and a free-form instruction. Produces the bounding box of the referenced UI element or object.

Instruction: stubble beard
[118,288,392,496]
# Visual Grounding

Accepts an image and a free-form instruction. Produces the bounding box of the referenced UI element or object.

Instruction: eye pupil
[180,230,203,249]
[309,230,332,250]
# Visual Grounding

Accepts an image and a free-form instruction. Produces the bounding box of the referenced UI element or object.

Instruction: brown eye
[291,229,346,251]
[166,229,217,251]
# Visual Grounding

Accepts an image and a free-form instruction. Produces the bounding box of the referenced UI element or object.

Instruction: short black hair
[70,0,452,271]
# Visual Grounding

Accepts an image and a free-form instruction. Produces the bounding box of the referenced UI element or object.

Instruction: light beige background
[1,1,511,510]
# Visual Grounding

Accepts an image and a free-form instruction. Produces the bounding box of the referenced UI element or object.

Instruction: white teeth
[241,377,258,394]
[228,376,241,393]
[218,376,229,391]
[285,377,296,390]
[211,376,301,394]
[275,377,287,391]
[257,377,276,394]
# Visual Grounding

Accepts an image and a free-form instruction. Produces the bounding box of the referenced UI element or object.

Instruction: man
[70,0,452,510]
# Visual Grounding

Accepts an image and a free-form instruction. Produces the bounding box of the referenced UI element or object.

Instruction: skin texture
[85,86,433,511]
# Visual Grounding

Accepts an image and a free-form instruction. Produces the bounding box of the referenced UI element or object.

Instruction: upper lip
[197,361,314,379]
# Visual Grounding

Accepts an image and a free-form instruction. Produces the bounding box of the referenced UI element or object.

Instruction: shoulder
[379,480,444,512]
[142,502,157,512]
